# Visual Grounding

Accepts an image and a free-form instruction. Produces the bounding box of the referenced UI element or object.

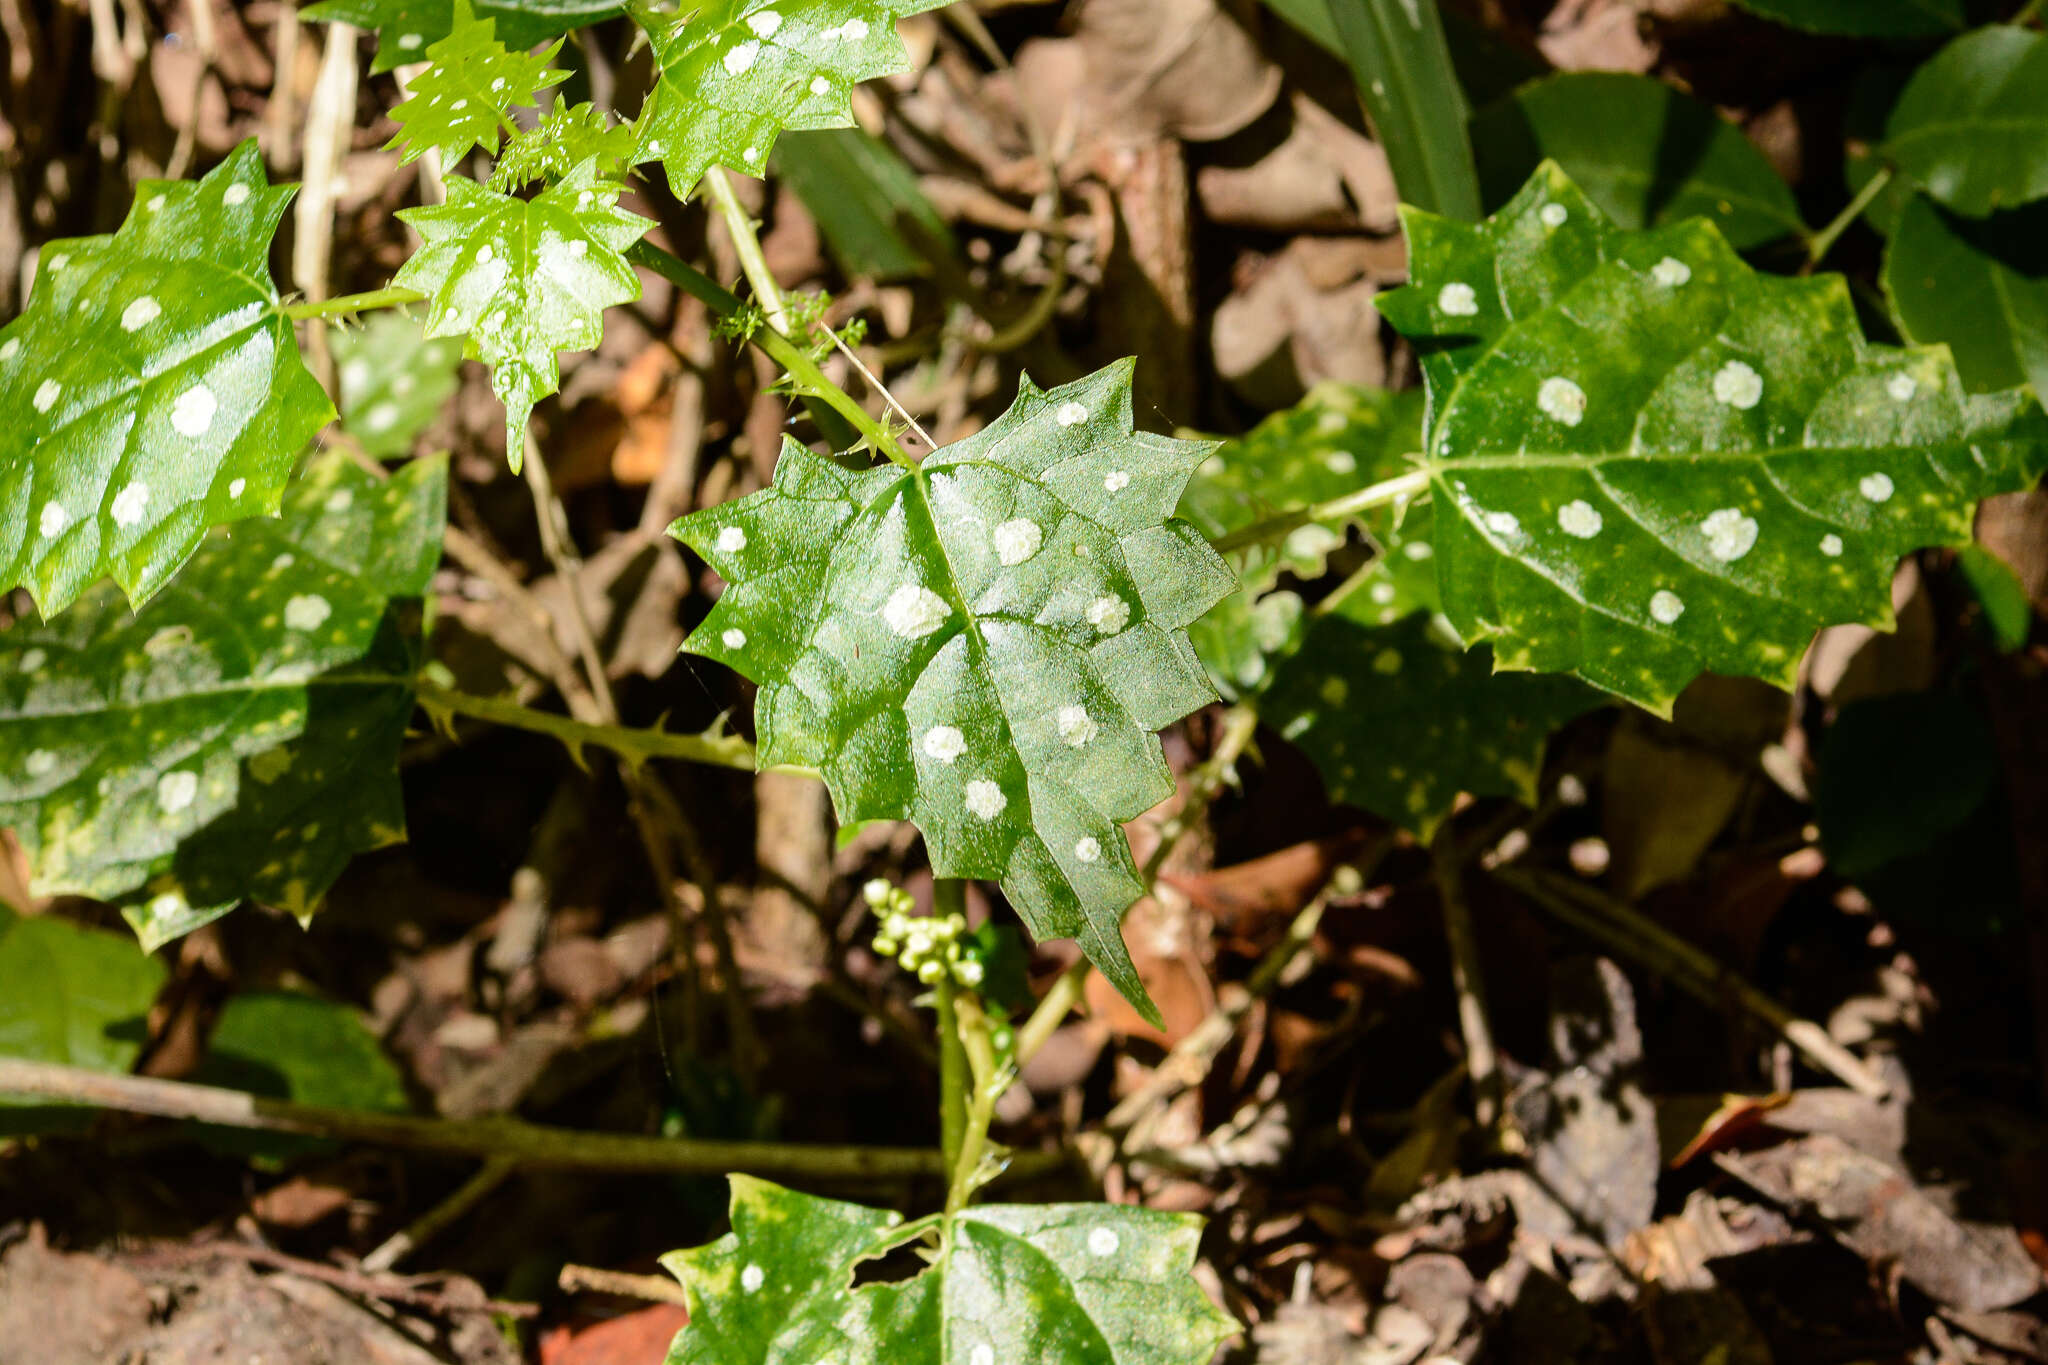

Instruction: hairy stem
[933,881,970,1174]
[282,286,424,320]
[418,679,757,770]
[703,166,793,334]
[945,990,1003,1219]
[1210,468,1431,555]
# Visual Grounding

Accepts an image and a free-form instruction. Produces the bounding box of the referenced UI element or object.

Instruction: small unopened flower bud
[905,931,932,957]
[917,959,945,984]
[946,913,967,934]
[872,936,898,957]
[944,941,963,962]
[863,878,892,907]
[954,959,985,987]
[990,1024,1014,1052]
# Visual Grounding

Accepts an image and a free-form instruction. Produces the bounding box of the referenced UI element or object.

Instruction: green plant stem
[0,1056,1010,1182]
[933,881,970,1174]
[1806,166,1892,270]
[2014,0,2044,24]
[418,678,758,770]
[625,239,913,468]
[282,286,423,320]
[944,990,1003,1219]
[1210,468,1431,555]
[703,166,794,334]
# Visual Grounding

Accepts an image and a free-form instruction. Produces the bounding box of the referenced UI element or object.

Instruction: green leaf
[394,161,649,465]
[1883,28,2048,218]
[669,362,1234,1023]
[1471,72,1806,250]
[387,0,568,169]
[1321,0,1482,221]
[628,0,950,198]
[334,311,465,458]
[0,141,335,616]
[490,102,639,189]
[0,912,165,1072]
[1377,162,2048,715]
[1725,0,1963,36]
[193,990,410,1161]
[1956,543,2033,653]
[1177,383,1424,696]
[774,128,956,282]
[662,1177,1235,1365]
[1258,603,1598,837]
[1884,194,2048,399]
[302,0,620,73]
[0,456,447,951]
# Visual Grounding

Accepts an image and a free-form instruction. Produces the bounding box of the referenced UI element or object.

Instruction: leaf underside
[1377,162,2048,716]
[394,161,649,464]
[0,457,446,951]
[301,0,621,72]
[670,361,1234,1023]
[0,140,334,617]
[663,1177,1235,1365]
[629,0,951,199]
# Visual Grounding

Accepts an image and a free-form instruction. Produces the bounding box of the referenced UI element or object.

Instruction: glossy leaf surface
[302,0,620,72]
[629,0,950,197]
[0,457,446,950]
[333,312,465,458]
[1884,194,2048,400]
[663,1177,1235,1365]
[1726,0,1962,36]
[1472,72,1805,249]
[0,142,334,616]
[670,362,1233,1021]
[1378,162,2048,715]
[0,908,165,1073]
[1884,28,2048,217]
[394,162,648,463]
[386,0,567,168]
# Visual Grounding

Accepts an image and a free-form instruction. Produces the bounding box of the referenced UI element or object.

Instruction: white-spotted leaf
[0,457,446,951]
[302,0,620,73]
[670,362,1234,1024]
[386,0,568,169]
[628,0,951,197]
[662,1177,1236,1365]
[333,311,465,458]
[1376,162,2048,715]
[0,141,335,616]
[394,160,648,465]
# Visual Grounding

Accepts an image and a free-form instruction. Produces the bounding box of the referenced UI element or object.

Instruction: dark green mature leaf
[663,1177,1235,1365]
[387,0,568,168]
[1884,28,2048,218]
[1472,73,1806,250]
[194,991,410,1161]
[1322,0,1481,221]
[394,162,648,465]
[0,457,446,951]
[1259,604,1597,837]
[775,128,956,282]
[0,141,334,616]
[1884,195,2048,399]
[1178,383,1423,696]
[1725,0,1962,36]
[302,0,620,72]
[628,0,951,198]
[670,362,1233,1022]
[1377,162,2048,715]
[0,909,165,1072]
[334,312,465,458]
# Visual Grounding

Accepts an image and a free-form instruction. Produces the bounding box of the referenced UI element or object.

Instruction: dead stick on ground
[1495,865,1889,1099]
[361,1155,518,1274]
[558,1264,693,1306]
[0,1057,1031,1181]
[127,1241,538,1318]
[1434,823,1506,1138]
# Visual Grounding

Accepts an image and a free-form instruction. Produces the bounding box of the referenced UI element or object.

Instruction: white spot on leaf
[326,489,354,513]
[922,726,966,764]
[1651,256,1692,287]
[1324,450,1356,474]
[1540,203,1568,228]
[1650,589,1684,625]
[965,779,1006,820]
[363,402,400,433]
[1086,595,1131,634]
[1088,1228,1120,1256]
[1437,282,1479,316]
[24,750,55,778]
[721,628,747,649]
[747,9,782,36]
[724,39,760,74]
[121,296,161,331]
[33,379,61,413]
[1102,470,1130,493]
[0,338,17,362]
[882,584,951,639]
[171,382,217,437]
[223,183,251,207]
[740,1264,765,1293]
[284,594,332,631]
[994,519,1042,566]
[1537,376,1586,426]
[228,478,245,498]
[38,501,68,538]
[1859,472,1895,503]
[1557,500,1602,538]
[1700,507,1759,562]
[17,649,45,673]
[157,770,198,814]
[1887,372,1918,402]
[810,75,831,95]
[1712,361,1763,410]
[1056,401,1088,427]
[1074,837,1101,863]
[1820,533,1844,557]
[1483,510,1521,538]
[1056,705,1097,748]
[716,526,748,554]
[1373,648,1402,675]
[111,482,149,527]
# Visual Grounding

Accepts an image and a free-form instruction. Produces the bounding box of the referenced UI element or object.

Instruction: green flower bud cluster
[864,879,985,990]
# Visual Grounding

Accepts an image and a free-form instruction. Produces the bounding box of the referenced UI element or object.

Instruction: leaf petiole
[1805,165,1893,270]
[417,678,758,771]
[1208,467,1432,554]
[282,286,426,320]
